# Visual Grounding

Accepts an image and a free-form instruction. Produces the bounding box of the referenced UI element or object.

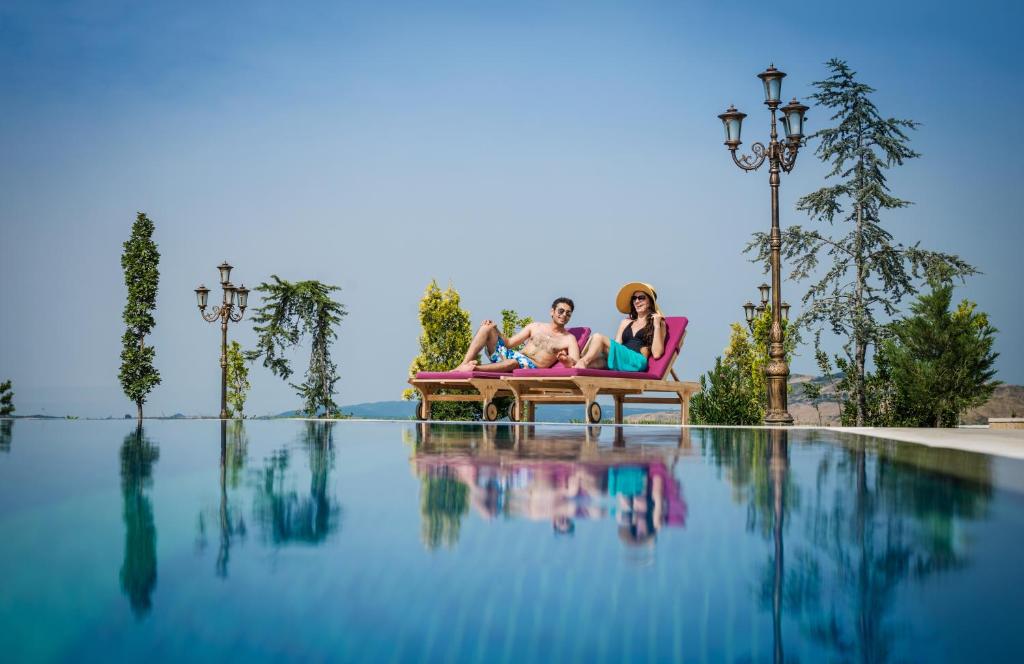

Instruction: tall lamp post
[195,262,249,419]
[719,64,808,425]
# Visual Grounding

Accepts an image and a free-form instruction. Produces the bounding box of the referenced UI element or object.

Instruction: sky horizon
[2,1,1021,418]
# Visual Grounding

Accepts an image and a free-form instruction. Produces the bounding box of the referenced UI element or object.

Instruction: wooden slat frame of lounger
[408,377,516,421]
[500,329,701,425]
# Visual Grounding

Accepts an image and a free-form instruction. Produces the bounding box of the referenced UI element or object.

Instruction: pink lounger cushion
[511,316,688,380]
[414,327,591,380]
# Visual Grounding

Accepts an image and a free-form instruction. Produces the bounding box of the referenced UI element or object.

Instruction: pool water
[1,420,1022,662]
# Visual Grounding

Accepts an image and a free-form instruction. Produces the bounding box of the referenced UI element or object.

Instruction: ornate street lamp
[743,283,792,332]
[196,262,248,419]
[719,64,808,424]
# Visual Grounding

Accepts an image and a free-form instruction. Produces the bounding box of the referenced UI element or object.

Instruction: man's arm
[554,334,581,367]
[504,322,534,348]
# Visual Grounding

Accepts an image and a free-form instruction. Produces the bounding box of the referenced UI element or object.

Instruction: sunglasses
[632,294,649,301]
[555,307,573,316]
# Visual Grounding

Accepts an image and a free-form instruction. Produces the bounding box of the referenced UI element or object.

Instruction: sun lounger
[408,327,591,421]
[501,316,700,424]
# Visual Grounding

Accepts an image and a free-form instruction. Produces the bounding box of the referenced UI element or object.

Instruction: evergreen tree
[118,213,161,421]
[879,279,999,427]
[0,379,14,417]
[746,60,975,425]
[404,280,479,421]
[247,276,347,417]
[225,341,251,419]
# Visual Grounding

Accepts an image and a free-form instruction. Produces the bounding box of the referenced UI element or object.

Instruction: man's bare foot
[574,358,589,369]
[453,360,479,372]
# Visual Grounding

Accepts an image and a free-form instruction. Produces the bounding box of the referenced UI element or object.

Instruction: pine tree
[880,279,999,427]
[118,213,161,421]
[747,60,975,425]
[247,276,347,417]
[0,379,14,417]
[225,341,251,418]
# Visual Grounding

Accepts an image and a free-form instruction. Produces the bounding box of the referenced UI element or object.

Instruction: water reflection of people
[412,424,688,549]
[119,426,159,617]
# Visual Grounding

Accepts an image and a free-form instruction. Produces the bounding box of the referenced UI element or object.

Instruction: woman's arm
[650,314,667,359]
[613,319,630,344]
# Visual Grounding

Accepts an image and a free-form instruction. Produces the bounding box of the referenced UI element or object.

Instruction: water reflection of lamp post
[719,65,808,425]
[195,262,249,419]
[769,429,789,664]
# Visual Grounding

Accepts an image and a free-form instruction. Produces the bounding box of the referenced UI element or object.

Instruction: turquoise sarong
[606,340,648,372]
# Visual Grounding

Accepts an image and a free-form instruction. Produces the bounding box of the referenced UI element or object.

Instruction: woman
[575,282,666,371]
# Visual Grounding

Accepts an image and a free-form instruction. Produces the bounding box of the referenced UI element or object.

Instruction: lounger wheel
[587,402,602,424]
[508,401,521,422]
[484,402,499,422]
[417,401,429,420]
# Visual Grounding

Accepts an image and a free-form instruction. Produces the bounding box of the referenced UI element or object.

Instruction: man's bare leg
[469,358,520,373]
[453,323,500,371]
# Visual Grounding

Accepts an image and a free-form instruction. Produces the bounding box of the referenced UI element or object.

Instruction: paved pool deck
[836,426,1024,460]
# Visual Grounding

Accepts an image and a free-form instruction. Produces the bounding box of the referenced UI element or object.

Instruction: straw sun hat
[615,282,662,315]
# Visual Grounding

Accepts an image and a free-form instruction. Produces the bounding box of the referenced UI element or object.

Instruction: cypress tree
[119,213,161,421]
[404,280,478,421]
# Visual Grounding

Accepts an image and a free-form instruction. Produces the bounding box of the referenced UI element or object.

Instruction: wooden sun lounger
[500,316,700,424]
[408,327,591,421]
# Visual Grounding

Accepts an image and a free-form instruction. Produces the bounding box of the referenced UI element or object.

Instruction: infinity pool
[1,420,1022,662]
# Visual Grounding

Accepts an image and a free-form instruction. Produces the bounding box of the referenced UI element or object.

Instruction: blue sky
[1,1,1021,417]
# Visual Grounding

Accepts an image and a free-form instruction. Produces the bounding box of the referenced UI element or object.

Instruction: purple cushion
[414,370,506,380]
[511,317,688,379]
[414,326,592,380]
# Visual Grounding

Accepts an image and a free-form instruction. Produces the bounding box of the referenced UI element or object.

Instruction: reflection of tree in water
[701,429,994,663]
[119,426,159,617]
[252,421,340,545]
[196,421,248,577]
[0,420,12,453]
[791,440,992,662]
[420,468,469,550]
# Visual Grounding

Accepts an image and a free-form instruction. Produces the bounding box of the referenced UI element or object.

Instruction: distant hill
[623,376,1024,426]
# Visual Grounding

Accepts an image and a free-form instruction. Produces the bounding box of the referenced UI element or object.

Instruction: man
[453,297,580,372]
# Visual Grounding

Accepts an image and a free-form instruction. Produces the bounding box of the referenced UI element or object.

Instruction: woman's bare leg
[576,334,609,369]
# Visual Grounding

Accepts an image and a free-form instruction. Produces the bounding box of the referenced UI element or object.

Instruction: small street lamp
[719,64,808,425]
[742,283,792,331]
[195,262,249,419]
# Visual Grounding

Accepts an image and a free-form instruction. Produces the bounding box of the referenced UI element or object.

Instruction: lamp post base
[764,409,794,425]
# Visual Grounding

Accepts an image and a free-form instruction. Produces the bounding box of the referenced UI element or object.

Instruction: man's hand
[556,350,573,367]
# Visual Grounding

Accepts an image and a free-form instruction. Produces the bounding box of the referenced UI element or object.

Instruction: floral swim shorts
[489,338,538,369]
